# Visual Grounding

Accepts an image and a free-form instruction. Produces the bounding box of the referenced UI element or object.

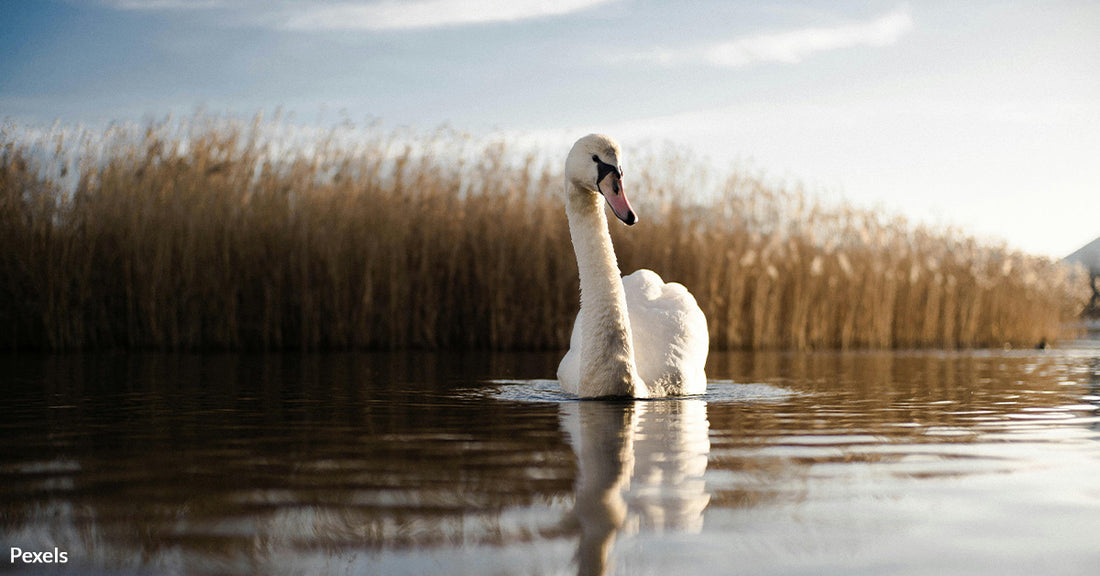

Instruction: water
[2,347,1099,576]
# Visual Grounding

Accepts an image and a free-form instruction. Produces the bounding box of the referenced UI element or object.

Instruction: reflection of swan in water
[561,399,710,576]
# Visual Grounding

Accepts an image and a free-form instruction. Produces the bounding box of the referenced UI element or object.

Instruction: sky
[1,0,1098,258]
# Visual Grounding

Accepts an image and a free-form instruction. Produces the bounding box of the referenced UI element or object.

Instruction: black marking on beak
[592,155,622,191]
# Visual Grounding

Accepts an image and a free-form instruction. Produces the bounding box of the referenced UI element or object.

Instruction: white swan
[557,134,708,398]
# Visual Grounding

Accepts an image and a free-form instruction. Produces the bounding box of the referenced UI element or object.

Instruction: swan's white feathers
[558,270,709,398]
[622,270,708,396]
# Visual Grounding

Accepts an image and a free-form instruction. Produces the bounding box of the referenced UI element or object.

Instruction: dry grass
[0,115,1089,351]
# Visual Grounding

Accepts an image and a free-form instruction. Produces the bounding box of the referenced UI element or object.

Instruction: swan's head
[565,134,636,225]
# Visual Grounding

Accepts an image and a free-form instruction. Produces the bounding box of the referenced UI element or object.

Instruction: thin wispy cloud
[101,0,622,30]
[103,0,226,9]
[280,0,619,31]
[626,4,913,68]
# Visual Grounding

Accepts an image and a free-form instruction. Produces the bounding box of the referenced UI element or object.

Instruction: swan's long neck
[566,187,645,397]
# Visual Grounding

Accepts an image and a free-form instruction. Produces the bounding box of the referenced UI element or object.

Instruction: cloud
[102,0,226,9]
[280,0,620,31]
[625,5,913,68]
[100,0,622,30]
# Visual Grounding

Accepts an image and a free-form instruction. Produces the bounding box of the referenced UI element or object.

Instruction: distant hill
[1065,236,1100,274]
[1065,235,1100,318]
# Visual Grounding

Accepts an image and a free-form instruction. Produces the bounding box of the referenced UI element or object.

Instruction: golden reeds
[0,115,1089,351]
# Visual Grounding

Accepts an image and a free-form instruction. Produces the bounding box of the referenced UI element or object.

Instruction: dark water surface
[2,346,1099,575]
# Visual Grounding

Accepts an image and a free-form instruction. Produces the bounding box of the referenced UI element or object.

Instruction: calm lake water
[2,343,1099,575]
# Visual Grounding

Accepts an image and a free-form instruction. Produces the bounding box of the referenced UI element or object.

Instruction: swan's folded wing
[557,313,583,395]
[623,270,709,396]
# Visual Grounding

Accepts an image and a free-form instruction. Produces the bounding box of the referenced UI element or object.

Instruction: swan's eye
[591,155,600,162]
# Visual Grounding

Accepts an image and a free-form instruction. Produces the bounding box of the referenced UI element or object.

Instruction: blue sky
[2,0,1098,257]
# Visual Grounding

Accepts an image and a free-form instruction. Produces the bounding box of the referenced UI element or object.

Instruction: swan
[557,134,708,398]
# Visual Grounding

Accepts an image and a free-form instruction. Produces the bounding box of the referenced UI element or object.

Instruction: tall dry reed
[0,115,1089,351]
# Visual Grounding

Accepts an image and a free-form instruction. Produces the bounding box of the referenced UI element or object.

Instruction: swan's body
[557,134,708,398]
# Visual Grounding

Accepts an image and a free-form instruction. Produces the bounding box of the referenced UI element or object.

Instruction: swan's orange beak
[599,172,636,226]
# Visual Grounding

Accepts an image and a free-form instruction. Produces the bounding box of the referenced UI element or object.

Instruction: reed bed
[0,115,1088,351]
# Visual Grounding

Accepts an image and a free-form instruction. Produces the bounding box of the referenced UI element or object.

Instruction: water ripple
[481,379,795,404]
